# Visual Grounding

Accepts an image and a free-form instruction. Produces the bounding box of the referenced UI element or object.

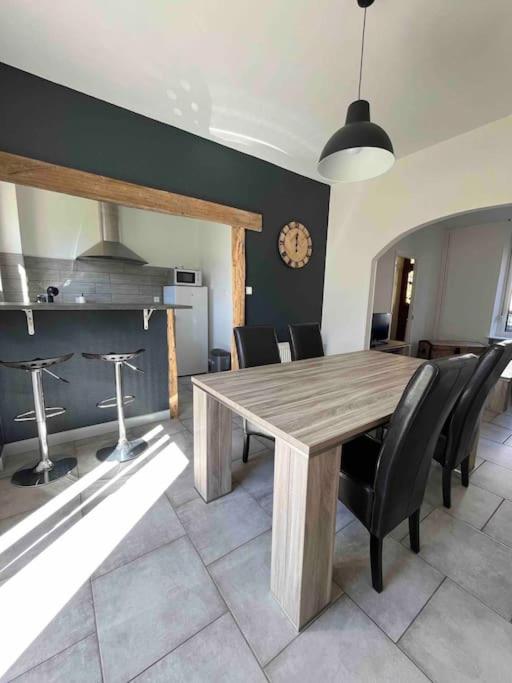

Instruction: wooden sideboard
[372,339,411,356]
[417,339,488,360]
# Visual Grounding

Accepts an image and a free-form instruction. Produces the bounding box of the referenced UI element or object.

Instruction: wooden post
[231,226,246,370]
[167,309,179,418]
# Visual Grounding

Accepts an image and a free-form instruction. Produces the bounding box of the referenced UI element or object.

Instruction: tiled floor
[1,382,512,682]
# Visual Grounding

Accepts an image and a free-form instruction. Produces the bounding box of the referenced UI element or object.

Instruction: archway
[368,204,512,351]
[321,115,512,355]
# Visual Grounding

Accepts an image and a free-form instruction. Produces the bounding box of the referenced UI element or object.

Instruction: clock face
[278,222,313,269]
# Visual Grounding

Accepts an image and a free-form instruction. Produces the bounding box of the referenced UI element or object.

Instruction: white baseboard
[2,410,171,457]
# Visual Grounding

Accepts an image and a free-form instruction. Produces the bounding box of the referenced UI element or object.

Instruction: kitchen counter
[0,302,190,310]
[0,303,191,442]
[0,301,191,336]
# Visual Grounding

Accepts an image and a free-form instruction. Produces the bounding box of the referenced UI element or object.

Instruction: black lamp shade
[318,99,395,182]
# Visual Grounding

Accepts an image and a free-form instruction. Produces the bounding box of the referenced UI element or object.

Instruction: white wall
[118,206,202,269]
[11,183,232,350]
[373,225,446,349]
[322,115,512,354]
[16,185,99,258]
[0,181,23,253]
[436,223,511,342]
[199,225,232,351]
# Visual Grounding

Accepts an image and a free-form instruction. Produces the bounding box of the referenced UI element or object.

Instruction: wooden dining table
[192,350,425,630]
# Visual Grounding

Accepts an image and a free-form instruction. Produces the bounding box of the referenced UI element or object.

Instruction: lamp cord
[358,7,367,100]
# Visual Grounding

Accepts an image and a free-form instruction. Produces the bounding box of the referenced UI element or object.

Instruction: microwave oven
[172,268,202,287]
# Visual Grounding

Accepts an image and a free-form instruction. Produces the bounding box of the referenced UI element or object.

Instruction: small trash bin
[208,348,231,373]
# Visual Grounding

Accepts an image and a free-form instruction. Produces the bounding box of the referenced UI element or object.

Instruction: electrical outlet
[153,296,161,303]
[246,286,253,295]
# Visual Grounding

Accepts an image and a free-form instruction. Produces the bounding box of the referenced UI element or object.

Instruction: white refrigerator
[163,285,208,376]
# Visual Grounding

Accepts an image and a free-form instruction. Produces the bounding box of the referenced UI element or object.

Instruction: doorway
[390,256,415,341]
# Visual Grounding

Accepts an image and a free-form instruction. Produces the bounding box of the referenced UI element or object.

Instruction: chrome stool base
[12,456,77,487]
[96,437,147,463]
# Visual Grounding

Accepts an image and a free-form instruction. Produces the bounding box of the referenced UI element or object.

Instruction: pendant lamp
[318,0,395,182]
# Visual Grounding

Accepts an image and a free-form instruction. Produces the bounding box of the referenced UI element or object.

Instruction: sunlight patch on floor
[0,425,166,559]
[0,435,189,677]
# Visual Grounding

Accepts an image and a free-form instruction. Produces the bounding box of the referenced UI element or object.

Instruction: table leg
[271,439,341,630]
[193,387,233,502]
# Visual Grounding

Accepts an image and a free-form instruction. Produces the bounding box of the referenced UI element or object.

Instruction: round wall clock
[278,221,313,269]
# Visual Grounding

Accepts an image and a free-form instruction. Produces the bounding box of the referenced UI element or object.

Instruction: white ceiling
[0,0,511,182]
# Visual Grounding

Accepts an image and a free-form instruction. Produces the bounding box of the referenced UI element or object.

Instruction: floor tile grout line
[332,593,435,683]
[92,528,235,679]
[363,585,437,683]
[125,610,230,682]
[89,578,105,683]
[5,629,96,683]
[430,575,512,628]
[176,511,268,678]
[394,492,504,545]
[223,605,273,682]
[440,494,503,534]
[397,510,512,625]
[465,471,512,503]
[479,496,506,532]
[262,588,346,672]
[333,521,447,650]
[473,453,512,474]
[410,549,512,625]
[5,423,512,680]
[91,531,188,583]
[204,524,271,569]
[397,576,448,648]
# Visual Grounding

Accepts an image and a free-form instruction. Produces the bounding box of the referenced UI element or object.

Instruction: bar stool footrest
[14,406,66,422]
[96,395,135,409]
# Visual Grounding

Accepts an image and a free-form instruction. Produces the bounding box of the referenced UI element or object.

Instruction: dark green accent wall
[0,63,330,341]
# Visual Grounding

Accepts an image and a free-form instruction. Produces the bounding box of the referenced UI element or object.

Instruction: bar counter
[0,302,192,447]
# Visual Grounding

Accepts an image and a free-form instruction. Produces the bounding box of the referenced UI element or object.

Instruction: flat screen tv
[371,312,391,346]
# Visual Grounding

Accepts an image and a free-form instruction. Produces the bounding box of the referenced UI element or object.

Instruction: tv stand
[371,339,411,356]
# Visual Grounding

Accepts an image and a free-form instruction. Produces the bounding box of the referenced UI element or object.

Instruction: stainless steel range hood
[77,202,147,265]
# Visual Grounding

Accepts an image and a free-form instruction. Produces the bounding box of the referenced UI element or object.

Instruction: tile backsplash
[0,253,173,304]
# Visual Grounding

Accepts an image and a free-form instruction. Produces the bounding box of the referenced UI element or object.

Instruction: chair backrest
[288,323,324,361]
[444,339,512,470]
[371,354,477,537]
[417,340,433,359]
[233,326,281,369]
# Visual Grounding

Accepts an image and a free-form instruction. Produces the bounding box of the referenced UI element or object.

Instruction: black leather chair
[417,340,433,360]
[233,326,280,462]
[434,339,512,508]
[289,323,324,361]
[338,354,477,592]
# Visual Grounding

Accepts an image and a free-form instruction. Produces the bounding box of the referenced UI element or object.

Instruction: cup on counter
[75,294,87,303]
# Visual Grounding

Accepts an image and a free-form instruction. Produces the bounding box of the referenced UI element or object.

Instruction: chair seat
[82,349,144,363]
[338,434,380,530]
[0,353,73,371]
[246,420,275,441]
